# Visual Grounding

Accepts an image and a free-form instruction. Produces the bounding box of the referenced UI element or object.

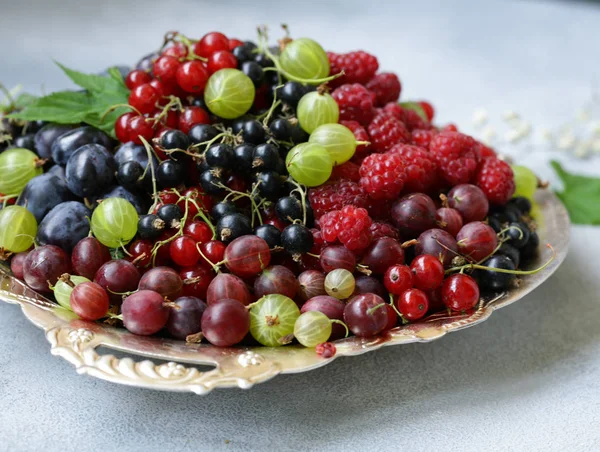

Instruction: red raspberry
[479,143,497,159]
[387,144,439,193]
[308,180,369,219]
[365,73,401,107]
[320,206,373,251]
[359,153,407,200]
[327,51,379,88]
[316,342,336,358]
[339,120,371,156]
[475,157,515,205]
[411,129,436,148]
[429,131,481,185]
[370,222,400,241]
[329,161,361,182]
[332,84,375,126]
[443,124,458,132]
[367,114,410,153]
[382,103,431,131]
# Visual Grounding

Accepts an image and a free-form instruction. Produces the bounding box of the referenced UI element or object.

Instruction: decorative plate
[0,189,569,394]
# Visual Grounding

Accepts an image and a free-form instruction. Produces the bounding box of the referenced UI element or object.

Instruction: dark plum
[301,295,346,340]
[36,201,91,253]
[71,237,111,280]
[166,296,207,340]
[92,186,146,214]
[94,259,141,303]
[33,123,76,160]
[138,267,183,300]
[14,134,36,151]
[414,228,458,267]
[391,193,437,238]
[23,245,70,293]
[47,165,66,180]
[51,126,113,165]
[360,237,404,274]
[253,265,299,298]
[66,144,116,197]
[17,173,75,223]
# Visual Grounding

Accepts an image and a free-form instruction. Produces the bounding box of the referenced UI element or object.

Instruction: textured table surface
[1,1,600,451]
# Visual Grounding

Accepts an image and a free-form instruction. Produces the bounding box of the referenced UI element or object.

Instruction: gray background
[1,1,599,451]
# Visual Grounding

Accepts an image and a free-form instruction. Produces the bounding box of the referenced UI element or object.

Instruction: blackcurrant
[254,171,282,200]
[254,224,281,248]
[279,82,306,107]
[281,224,313,254]
[521,231,540,259]
[274,157,287,177]
[205,143,234,168]
[252,143,280,170]
[243,41,258,51]
[199,169,225,195]
[503,204,522,223]
[156,159,185,188]
[14,134,36,151]
[269,118,291,141]
[233,143,255,171]
[477,255,516,291]
[138,214,165,239]
[188,124,218,144]
[233,44,253,64]
[241,61,264,87]
[232,117,251,134]
[495,242,521,268]
[488,215,503,233]
[289,122,309,143]
[160,129,190,150]
[217,213,252,243]
[157,204,183,228]
[190,97,208,109]
[242,120,266,144]
[254,53,274,68]
[116,161,144,190]
[211,201,238,222]
[275,196,303,223]
[505,222,530,249]
[509,196,532,215]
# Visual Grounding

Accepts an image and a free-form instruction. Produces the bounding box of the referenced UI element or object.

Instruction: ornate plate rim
[0,189,570,394]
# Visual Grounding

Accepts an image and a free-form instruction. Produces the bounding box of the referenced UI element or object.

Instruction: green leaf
[56,62,129,97]
[399,102,428,122]
[8,91,95,123]
[7,63,131,138]
[551,160,600,225]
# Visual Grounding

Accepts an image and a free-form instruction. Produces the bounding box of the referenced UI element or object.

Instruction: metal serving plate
[0,189,569,394]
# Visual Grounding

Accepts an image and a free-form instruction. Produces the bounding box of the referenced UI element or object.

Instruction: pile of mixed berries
[0,28,546,355]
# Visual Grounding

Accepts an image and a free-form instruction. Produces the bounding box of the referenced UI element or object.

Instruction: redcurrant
[383,264,413,295]
[153,55,180,85]
[183,220,213,244]
[178,107,210,134]
[176,61,209,94]
[200,240,226,267]
[170,235,200,267]
[410,254,444,290]
[396,288,429,321]
[194,32,229,58]
[125,70,152,90]
[128,116,155,145]
[162,43,188,58]
[207,51,238,74]
[441,274,480,311]
[115,112,134,143]
[128,83,160,115]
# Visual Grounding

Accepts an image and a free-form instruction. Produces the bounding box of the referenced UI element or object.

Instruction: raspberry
[429,131,481,185]
[443,124,458,132]
[327,51,379,87]
[365,73,401,107]
[411,129,436,148]
[340,120,371,156]
[329,161,361,182]
[479,143,497,159]
[370,222,400,241]
[387,144,439,193]
[308,180,369,219]
[382,103,431,131]
[367,114,410,153]
[320,206,373,251]
[475,157,515,205]
[359,153,407,200]
[332,84,375,126]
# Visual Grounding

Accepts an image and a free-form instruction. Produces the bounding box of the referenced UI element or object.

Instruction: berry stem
[330,319,349,338]
[366,302,387,316]
[139,137,160,214]
[195,242,221,273]
[446,244,556,275]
